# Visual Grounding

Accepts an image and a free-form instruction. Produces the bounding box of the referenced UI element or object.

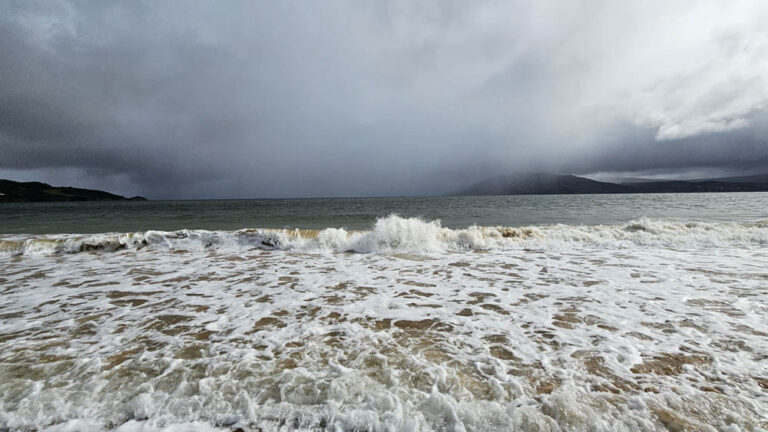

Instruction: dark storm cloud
[563,111,768,177]
[1,1,767,198]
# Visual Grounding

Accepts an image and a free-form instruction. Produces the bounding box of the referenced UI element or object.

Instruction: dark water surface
[2,192,768,234]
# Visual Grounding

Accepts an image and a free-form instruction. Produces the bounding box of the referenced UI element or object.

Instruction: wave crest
[2,215,767,256]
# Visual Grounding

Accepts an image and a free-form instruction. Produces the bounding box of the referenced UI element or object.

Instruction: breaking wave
[2,215,767,256]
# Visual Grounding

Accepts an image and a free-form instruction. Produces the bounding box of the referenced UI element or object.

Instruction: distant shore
[458,173,768,195]
[0,179,147,203]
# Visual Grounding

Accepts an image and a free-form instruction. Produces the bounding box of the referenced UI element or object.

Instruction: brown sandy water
[1,216,767,431]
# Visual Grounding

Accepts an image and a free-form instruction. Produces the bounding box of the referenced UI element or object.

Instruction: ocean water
[1,193,767,431]
[3,192,768,235]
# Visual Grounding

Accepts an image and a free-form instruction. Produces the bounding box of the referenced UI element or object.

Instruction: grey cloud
[1,1,767,198]
[564,111,768,176]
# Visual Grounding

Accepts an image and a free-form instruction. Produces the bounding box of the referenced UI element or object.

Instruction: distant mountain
[687,173,768,184]
[460,173,632,195]
[623,179,768,193]
[459,173,768,195]
[0,179,147,202]
[618,173,768,185]
[616,177,664,184]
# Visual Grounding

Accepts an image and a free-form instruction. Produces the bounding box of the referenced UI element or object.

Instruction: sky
[1,1,768,199]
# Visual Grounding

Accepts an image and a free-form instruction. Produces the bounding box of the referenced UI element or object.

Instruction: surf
[2,215,767,256]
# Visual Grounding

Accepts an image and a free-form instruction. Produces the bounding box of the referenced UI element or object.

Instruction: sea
[1,193,767,431]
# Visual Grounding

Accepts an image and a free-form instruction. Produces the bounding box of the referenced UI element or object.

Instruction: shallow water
[1,197,768,431]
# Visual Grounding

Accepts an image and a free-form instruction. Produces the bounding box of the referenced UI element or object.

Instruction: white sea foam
[1,216,767,431]
[2,215,767,256]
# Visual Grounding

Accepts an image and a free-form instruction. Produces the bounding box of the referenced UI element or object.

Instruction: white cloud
[569,1,768,141]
